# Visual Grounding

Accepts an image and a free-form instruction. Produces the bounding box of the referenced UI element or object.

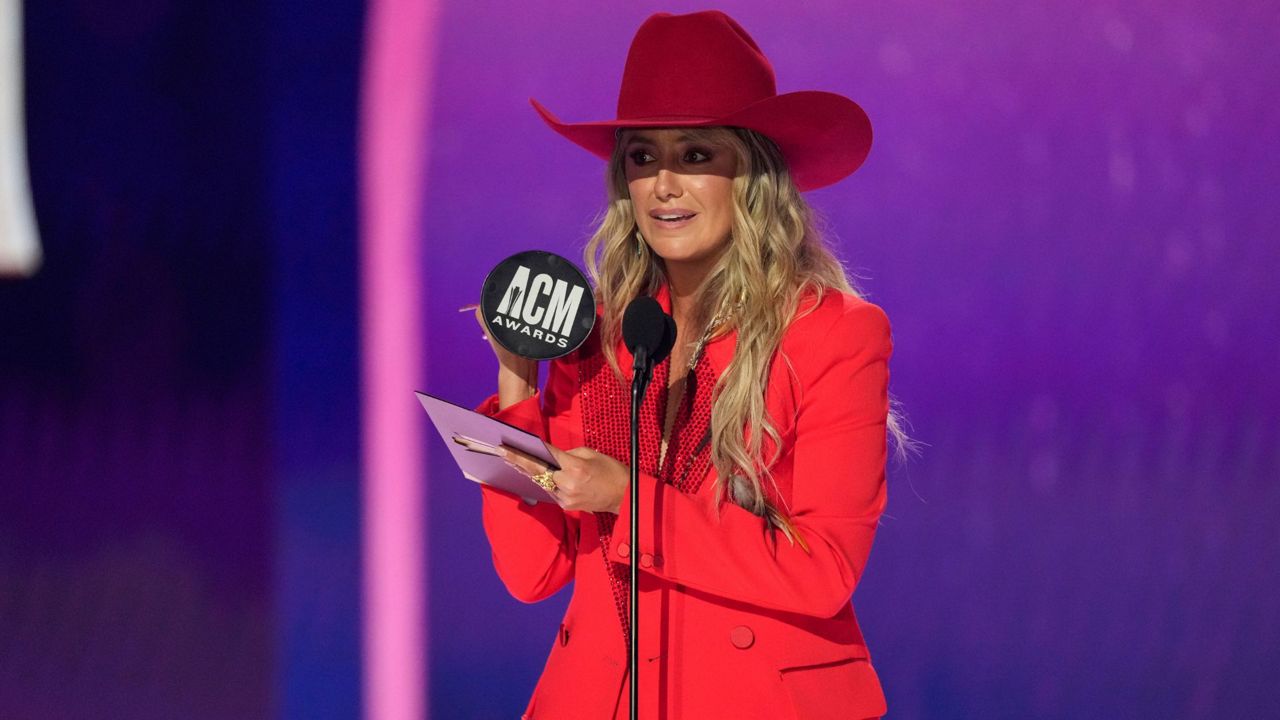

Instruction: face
[622,128,738,274]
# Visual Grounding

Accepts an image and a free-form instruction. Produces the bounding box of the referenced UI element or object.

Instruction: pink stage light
[359,1,441,718]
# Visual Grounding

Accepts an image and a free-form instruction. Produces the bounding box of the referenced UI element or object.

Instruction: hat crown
[616,11,777,121]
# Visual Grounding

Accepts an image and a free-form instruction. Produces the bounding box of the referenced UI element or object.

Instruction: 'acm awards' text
[492,265,586,349]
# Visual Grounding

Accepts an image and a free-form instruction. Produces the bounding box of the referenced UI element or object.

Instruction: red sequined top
[477,285,892,720]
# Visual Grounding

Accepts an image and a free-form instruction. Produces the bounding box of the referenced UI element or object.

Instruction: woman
[475,11,899,720]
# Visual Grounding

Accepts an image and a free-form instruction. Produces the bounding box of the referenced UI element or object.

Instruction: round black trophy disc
[480,250,596,360]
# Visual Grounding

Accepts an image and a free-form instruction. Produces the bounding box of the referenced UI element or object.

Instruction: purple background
[425,2,1280,717]
[3,1,1278,718]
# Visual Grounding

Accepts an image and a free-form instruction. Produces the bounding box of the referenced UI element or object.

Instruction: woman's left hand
[500,443,628,514]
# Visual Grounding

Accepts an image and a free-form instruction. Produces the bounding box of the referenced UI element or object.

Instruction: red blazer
[478,287,891,720]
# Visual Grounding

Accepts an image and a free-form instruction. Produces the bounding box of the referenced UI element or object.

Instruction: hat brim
[530,91,871,192]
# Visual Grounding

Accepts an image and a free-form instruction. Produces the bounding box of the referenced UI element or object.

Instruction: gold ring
[530,469,557,493]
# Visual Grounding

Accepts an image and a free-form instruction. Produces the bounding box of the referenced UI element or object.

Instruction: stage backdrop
[2,2,363,718]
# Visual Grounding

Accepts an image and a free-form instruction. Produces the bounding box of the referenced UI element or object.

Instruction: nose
[653,167,683,201]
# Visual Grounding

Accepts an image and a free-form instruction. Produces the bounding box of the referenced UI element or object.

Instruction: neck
[664,267,705,330]
[663,254,721,327]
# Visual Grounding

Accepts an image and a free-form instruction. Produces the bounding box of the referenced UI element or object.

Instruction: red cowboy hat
[531,10,872,192]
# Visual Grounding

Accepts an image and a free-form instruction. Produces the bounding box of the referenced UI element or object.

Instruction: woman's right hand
[472,305,540,409]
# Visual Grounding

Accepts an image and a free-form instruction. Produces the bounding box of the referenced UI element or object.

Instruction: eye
[628,150,655,165]
[683,148,712,163]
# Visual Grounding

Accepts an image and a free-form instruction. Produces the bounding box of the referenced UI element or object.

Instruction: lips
[650,208,697,223]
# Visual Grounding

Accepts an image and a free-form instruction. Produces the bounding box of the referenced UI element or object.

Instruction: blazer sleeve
[475,358,581,604]
[607,301,892,618]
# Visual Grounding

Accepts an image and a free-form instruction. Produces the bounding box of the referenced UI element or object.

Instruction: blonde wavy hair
[585,127,907,545]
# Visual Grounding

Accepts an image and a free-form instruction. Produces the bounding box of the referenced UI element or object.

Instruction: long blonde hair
[585,127,906,543]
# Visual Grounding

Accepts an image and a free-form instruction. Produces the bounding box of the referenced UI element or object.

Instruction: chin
[649,245,701,263]
[646,238,719,260]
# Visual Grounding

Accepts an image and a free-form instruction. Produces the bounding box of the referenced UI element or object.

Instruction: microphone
[622,296,676,388]
[480,250,597,360]
[620,295,675,720]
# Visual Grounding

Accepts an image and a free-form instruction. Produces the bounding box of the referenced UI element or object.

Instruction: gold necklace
[687,304,738,371]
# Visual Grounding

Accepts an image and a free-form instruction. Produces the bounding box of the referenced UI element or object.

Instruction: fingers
[503,444,605,477]
[499,445,564,507]
[497,443,625,513]
[474,305,540,386]
[543,443,573,468]
[501,443,567,473]
[499,444,554,476]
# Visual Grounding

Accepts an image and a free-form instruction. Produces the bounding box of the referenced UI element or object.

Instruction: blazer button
[730,625,755,649]
[640,553,653,568]
[617,542,630,558]
[559,623,570,647]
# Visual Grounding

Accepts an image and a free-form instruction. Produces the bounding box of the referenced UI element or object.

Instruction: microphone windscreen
[654,313,676,366]
[622,296,668,359]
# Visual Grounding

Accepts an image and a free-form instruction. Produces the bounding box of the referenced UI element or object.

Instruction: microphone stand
[628,346,651,720]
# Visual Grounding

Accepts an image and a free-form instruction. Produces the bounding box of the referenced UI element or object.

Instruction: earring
[635,231,646,257]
